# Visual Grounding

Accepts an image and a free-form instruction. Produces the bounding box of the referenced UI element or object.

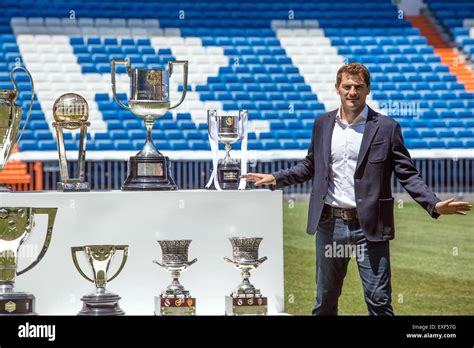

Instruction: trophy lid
[53,93,89,127]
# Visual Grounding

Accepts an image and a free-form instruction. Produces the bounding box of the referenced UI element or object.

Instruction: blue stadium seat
[190,141,210,150]
[19,140,38,151]
[262,140,281,150]
[170,140,189,150]
[428,140,446,148]
[94,140,114,150]
[38,140,57,151]
[248,141,264,150]
[113,140,134,150]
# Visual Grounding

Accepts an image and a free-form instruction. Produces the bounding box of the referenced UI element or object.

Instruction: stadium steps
[407,16,449,48]
[408,16,474,93]
[435,49,474,92]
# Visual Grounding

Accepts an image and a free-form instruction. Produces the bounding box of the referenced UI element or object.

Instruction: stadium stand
[0,0,473,190]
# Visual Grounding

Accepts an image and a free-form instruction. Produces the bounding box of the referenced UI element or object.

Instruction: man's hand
[240,173,276,186]
[435,198,472,215]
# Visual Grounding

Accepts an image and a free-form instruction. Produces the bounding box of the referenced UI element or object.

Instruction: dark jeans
[312,214,394,316]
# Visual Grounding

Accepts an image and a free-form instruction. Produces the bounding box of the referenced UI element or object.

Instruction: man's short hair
[336,63,371,89]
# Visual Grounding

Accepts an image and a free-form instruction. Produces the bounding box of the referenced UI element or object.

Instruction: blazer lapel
[355,106,380,173]
[321,110,337,172]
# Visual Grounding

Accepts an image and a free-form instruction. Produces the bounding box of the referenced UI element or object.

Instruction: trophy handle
[17,208,57,276]
[224,256,236,265]
[153,260,164,267]
[10,66,35,147]
[187,258,198,266]
[168,60,188,110]
[107,245,129,282]
[207,109,218,142]
[111,59,131,111]
[256,256,268,267]
[71,246,94,283]
[238,109,248,138]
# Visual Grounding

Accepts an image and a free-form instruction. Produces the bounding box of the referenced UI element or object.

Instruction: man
[241,63,471,316]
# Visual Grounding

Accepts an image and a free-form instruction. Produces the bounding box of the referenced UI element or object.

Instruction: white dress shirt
[325,105,368,208]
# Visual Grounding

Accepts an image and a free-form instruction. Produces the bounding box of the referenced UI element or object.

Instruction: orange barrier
[0,145,43,191]
[408,16,474,93]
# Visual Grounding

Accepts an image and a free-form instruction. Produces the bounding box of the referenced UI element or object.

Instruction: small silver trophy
[0,207,58,315]
[206,109,248,190]
[0,66,34,192]
[111,59,188,191]
[71,245,128,316]
[52,93,90,192]
[153,240,197,315]
[224,237,268,315]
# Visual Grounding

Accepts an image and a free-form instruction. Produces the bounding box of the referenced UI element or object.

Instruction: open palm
[435,198,472,215]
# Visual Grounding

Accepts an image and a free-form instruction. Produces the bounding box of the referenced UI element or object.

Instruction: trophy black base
[206,162,244,190]
[155,296,196,316]
[219,163,240,190]
[122,156,178,191]
[57,180,90,192]
[225,295,267,316]
[78,292,125,316]
[0,291,36,315]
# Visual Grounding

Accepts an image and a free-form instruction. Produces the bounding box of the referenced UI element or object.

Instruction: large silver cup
[0,207,57,315]
[153,240,197,315]
[0,66,34,192]
[224,237,268,315]
[207,110,247,190]
[71,245,128,316]
[111,59,188,191]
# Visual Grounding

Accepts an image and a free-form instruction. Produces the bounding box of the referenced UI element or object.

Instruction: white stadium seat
[28,17,45,26]
[10,17,28,25]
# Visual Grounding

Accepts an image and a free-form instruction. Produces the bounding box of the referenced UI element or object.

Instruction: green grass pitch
[283,201,474,315]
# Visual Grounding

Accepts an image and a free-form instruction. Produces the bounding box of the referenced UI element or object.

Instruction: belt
[323,204,358,221]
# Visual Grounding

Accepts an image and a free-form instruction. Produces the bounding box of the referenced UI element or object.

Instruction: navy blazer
[273,107,441,242]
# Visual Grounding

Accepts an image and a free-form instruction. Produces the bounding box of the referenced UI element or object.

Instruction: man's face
[335,73,370,112]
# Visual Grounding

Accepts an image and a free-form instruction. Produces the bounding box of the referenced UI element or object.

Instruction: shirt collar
[336,105,368,126]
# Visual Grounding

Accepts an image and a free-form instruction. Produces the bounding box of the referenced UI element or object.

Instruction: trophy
[224,237,268,315]
[206,109,248,190]
[0,207,57,315]
[52,93,90,191]
[111,59,188,191]
[0,66,34,192]
[153,240,197,315]
[71,245,128,316]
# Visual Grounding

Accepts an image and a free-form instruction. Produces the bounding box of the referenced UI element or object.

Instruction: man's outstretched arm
[391,122,471,216]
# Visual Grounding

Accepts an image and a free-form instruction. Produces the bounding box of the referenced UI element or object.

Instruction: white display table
[0,190,283,315]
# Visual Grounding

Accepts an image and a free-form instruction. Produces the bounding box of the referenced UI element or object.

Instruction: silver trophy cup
[71,245,128,316]
[0,66,34,192]
[111,59,188,191]
[0,207,57,315]
[207,109,248,190]
[224,237,268,315]
[153,240,197,315]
